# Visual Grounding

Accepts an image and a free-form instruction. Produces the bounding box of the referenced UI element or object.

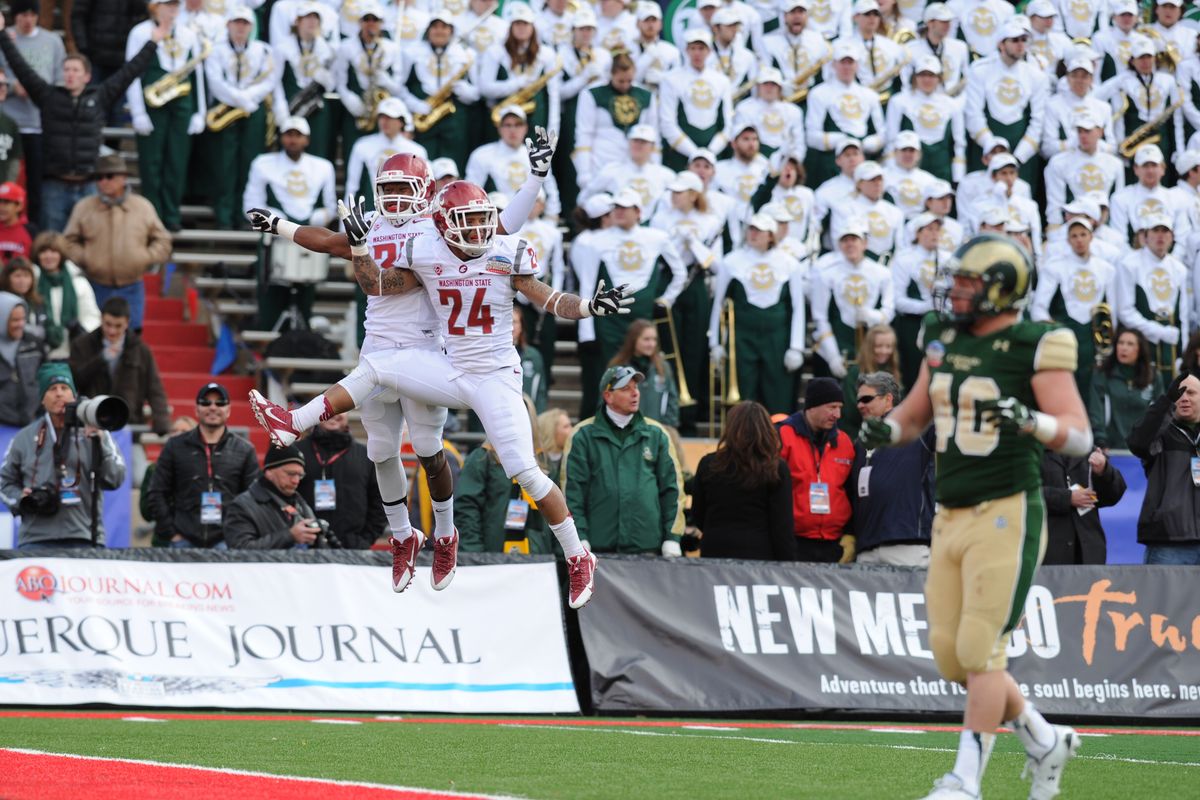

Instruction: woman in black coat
[691,401,797,561]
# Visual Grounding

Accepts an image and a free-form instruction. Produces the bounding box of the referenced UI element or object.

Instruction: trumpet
[785,56,831,104]
[1119,98,1182,159]
[144,39,213,108]
[491,58,563,127]
[1091,302,1114,368]
[708,299,741,435]
[654,302,697,408]
[414,60,473,133]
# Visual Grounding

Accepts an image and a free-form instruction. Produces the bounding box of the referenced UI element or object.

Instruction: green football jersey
[920,313,1078,508]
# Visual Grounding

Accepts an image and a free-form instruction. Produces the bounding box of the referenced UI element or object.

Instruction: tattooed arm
[352,250,422,296]
[513,274,632,319]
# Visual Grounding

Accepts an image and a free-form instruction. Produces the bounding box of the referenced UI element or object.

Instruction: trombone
[653,302,697,408]
[707,299,741,435]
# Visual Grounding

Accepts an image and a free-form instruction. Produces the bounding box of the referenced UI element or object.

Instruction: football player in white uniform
[249,170,624,612]
[246,131,556,595]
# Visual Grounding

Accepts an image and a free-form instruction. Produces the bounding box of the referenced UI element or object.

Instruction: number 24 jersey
[919,313,1077,508]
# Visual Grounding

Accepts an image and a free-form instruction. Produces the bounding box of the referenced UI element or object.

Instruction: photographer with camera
[225,444,336,549]
[0,362,127,548]
[297,412,385,549]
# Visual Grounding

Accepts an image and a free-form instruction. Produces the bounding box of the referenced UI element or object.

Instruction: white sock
[951,729,993,796]
[1011,704,1055,758]
[549,516,586,559]
[292,395,333,432]
[383,498,413,542]
[432,497,454,541]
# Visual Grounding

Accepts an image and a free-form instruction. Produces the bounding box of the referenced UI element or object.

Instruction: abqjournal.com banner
[0,557,579,713]
[579,559,1200,718]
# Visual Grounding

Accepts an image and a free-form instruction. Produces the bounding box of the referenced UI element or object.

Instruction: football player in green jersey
[861,235,1092,800]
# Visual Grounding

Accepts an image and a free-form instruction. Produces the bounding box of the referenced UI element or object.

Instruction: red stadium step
[147,347,216,373]
[143,322,210,347]
[143,272,163,296]
[143,441,164,463]
[144,297,184,322]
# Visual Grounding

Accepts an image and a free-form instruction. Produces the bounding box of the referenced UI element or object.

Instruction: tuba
[653,302,697,408]
[144,39,213,108]
[491,57,564,126]
[414,60,474,133]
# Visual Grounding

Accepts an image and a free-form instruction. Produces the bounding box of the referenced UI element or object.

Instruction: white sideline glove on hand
[710,344,726,364]
[784,348,804,372]
[525,126,558,178]
[132,113,154,136]
[187,112,205,135]
[661,539,682,558]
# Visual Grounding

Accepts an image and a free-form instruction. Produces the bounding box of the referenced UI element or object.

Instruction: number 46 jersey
[919,313,1077,509]
[405,233,540,373]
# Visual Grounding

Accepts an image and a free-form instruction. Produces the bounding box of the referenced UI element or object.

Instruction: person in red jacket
[0,182,31,264]
[778,377,857,563]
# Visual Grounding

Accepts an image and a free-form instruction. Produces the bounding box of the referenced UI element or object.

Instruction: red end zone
[0,749,513,800]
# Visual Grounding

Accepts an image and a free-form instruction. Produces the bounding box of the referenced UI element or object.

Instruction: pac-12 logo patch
[486,255,512,275]
[926,340,946,368]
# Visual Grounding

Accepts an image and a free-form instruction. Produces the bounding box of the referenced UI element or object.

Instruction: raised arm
[512,274,632,320]
[247,207,353,260]
[337,198,421,296]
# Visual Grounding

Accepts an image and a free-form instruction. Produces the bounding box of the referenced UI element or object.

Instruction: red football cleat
[248,389,301,447]
[430,529,459,591]
[390,532,424,593]
[566,550,597,609]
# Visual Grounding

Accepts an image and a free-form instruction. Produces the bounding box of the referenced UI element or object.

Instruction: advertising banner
[0,558,578,713]
[580,559,1200,718]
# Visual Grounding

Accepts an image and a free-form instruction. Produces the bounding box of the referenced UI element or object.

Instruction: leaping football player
[860,235,1088,800]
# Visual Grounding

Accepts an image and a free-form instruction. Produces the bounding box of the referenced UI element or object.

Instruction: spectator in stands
[850,371,934,566]
[0,0,63,230]
[562,365,684,556]
[0,182,31,263]
[0,362,126,547]
[0,5,162,232]
[458,397,553,554]
[535,407,572,485]
[692,401,796,560]
[225,444,324,549]
[71,0,147,85]
[514,311,548,413]
[297,412,387,549]
[67,296,170,435]
[144,382,258,548]
[431,157,459,193]
[139,413,195,546]
[0,69,22,184]
[1089,327,1163,450]
[1127,372,1200,565]
[0,290,41,425]
[778,377,856,563]
[1,256,44,351]
[839,323,901,440]
[32,231,100,361]
[1041,447,1126,565]
[608,318,680,429]
[63,154,172,331]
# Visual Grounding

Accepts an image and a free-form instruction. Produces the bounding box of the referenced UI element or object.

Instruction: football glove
[246,208,281,235]
[587,280,633,317]
[838,534,856,564]
[977,396,1034,435]
[859,416,900,449]
[338,196,371,248]
[525,126,558,178]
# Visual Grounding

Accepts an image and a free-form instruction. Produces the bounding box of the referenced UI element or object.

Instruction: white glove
[829,354,848,379]
[655,296,671,310]
[411,98,432,116]
[187,112,205,135]
[661,539,682,558]
[238,98,258,114]
[525,126,558,178]
[1160,324,1181,344]
[710,344,726,364]
[643,67,662,86]
[132,113,154,136]
[313,70,334,91]
[341,94,365,117]
[784,348,804,372]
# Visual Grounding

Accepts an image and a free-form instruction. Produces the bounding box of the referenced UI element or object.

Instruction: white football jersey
[364,215,441,348]
[406,233,540,373]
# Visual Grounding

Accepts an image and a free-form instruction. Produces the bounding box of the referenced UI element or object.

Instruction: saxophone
[206,54,276,132]
[490,57,563,126]
[144,39,213,108]
[871,54,911,104]
[1119,98,1182,159]
[414,59,473,133]
[784,55,831,104]
[356,82,391,131]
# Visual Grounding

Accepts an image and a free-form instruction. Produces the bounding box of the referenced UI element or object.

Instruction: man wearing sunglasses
[848,371,933,567]
[144,382,260,548]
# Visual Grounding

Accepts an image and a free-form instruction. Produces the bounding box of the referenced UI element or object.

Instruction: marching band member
[847,0,905,103]
[805,40,885,187]
[715,120,771,224]
[1041,55,1116,159]
[887,55,965,184]
[1109,144,1192,245]
[573,53,657,192]
[922,179,964,251]
[734,67,804,159]
[579,124,672,218]
[1025,0,1071,72]
[708,213,807,413]
[1057,0,1109,42]
[890,211,948,385]
[803,0,852,41]
[1044,110,1124,226]
[901,3,968,96]
[556,8,610,214]
[687,149,738,239]
[398,13,479,171]
[204,7,281,231]
[630,2,680,93]
[709,8,758,98]
[659,29,734,171]
[766,155,819,256]
[758,0,831,103]
[1098,34,1183,180]
[830,160,904,261]
[273,3,337,161]
[385,0,432,59]
[269,0,339,46]
[537,0,575,49]
[813,138,864,249]
[344,97,426,209]
[810,219,893,378]
[883,130,937,219]
[947,0,1013,58]
[956,134,1029,212]
[478,4,562,139]
[179,0,224,45]
[335,2,404,149]
[466,105,562,218]
[458,0,509,59]
[595,0,637,53]
[126,0,209,232]
[965,153,1042,253]
[1118,214,1188,381]
[1146,0,1197,64]
[1092,0,1141,81]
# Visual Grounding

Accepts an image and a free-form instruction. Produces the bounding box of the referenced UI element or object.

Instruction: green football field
[1,710,1197,799]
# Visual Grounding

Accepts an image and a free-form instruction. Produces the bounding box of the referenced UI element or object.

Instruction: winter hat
[805,377,843,409]
[37,361,75,400]
[263,444,306,470]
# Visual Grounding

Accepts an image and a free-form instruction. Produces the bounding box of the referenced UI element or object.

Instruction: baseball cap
[1110,0,1138,13]
[1084,191,1110,208]
[913,54,942,74]
[980,133,1010,154]
[835,137,863,156]
[1073,110,1102,130]
[427,9,455,26]
[839,217,868,239]
[734,117,758,136]
[1131,35,1156,58]
[685,28,713,46]
[377,97,408,119]
[852,0,880,14]
[1063,198,1101,220]
[999,19,1029,40]
[782,0,809,8]
[583,192,615,218]
[911,211,941,232]
[669,171,704,193]
[689,148,716,165]
[1137,212,1173,232]
[711,7,740,26]
[496,104,527,122]
[0,182,25,205]
[628,123,657,142]
[1157,0,1183,6]
[978,206,1010,227]
[1026,0,1056,17]
[294,1,323,19]
[894,130,921,150]
[761,202,794,223]
[280,115,311,136]
[1066,217,1094,232]
[854,161,884,181]
[988,153,1019,173]
[923,2,953,22]
[227,5,255,23]
[600,365,644,393]
[747,213,778,235]
[1065,56,1095,74]
[697,0,720,7]
[573,7,598,27]
[358,1,385,20]
[924,179,954,199]
[1135,143,1165,165]
[197,382,230,403]
[757,66,785,85]
[1004,217,1031,234]
[636,2,661,20]
[1176,150,1200,176]
[832,39,862,61]
[613,188,642,208]
[431,157,459,180]
[506,2,536,23]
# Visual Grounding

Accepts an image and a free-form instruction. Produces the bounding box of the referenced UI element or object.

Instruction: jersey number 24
[438,288,495,335]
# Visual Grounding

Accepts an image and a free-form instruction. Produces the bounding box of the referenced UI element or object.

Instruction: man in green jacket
[562,365,685,556]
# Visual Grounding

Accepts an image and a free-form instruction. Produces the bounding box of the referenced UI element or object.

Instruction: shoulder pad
[1032,325,1078,373]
